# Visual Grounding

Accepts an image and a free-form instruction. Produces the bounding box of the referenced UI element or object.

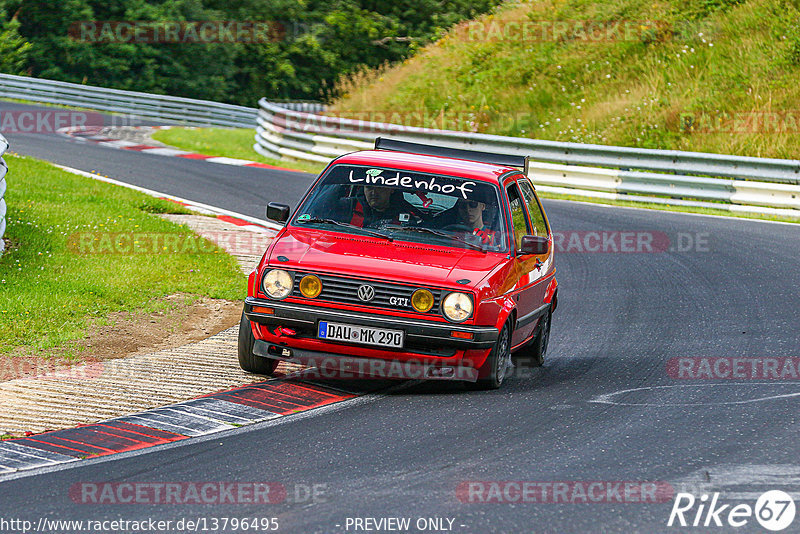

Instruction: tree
[0,0,502,104]
[0,15,31,75]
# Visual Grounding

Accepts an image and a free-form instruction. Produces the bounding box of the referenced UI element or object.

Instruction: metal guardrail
[269,101,327,113]
[255,99,800,218]
[0,72,325,128]
[0,133,8,255]
[0,73,256,128]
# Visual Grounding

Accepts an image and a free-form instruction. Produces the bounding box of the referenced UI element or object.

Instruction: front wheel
[467,322,511,390]
[516,310,551,368]
[237,311,279,375]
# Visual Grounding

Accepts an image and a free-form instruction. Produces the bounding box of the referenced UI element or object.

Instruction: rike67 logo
[668,490,796,531]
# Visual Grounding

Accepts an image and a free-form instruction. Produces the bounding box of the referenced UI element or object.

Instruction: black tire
[237,311,279,375]
[518,310,551,368]
[467,322,511,390]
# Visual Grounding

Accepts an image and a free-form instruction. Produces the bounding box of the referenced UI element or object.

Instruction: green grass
[0,154,246,359]
[333,0,800,160]
[151,127,325,175]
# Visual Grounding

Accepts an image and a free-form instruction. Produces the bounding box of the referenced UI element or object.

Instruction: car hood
[268,228,506,289]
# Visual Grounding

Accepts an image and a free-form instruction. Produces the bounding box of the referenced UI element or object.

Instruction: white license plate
[318,321,404,348]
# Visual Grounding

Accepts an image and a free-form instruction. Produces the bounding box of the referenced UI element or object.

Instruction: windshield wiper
[297,217,393,241]
[384,225,486,252]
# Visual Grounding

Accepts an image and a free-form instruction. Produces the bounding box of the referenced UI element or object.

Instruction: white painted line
[140,147,192,156]
[115,412,219,437]
[163,405,271,426]
[155,406,245,430]
[97,140,140,149]
[0,442,76,463]
[52,163,283,231]
[176,398,280,424]
[119,409,232,436]
[0,449,63,470]
[205,156,255,166]
[145,406,238,429]
[590,382,800,406]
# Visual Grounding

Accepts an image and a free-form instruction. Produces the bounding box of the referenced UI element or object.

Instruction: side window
[518,179,548,237]
[506,184,531,251]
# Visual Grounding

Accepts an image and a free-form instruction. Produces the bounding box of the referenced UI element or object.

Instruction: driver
[349,185,423,228]
[456,198,496,245]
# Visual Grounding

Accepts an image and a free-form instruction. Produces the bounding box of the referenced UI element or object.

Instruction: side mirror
[520,235,549,255]
[266,202,290,223]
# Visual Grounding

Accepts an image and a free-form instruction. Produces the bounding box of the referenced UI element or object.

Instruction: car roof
[333,150,523,184]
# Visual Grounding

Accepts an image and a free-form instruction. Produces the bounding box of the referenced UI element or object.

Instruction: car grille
[291,271,443,314]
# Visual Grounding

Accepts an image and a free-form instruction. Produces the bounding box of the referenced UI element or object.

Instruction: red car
[238,138,558,389]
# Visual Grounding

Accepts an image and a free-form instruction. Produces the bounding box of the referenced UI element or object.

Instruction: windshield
[290,164,508,252]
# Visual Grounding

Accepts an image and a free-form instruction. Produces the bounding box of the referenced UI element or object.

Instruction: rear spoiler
[375,137,529,175]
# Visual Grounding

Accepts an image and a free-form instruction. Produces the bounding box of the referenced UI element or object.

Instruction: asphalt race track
[2,102,800,533]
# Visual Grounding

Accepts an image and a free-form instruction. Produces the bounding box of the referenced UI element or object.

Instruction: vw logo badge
[357,284,375,302]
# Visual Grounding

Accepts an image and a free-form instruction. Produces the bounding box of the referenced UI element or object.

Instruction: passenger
[436,191,497,246]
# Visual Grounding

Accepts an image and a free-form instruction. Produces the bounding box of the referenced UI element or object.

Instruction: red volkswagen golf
[239,139,558,389]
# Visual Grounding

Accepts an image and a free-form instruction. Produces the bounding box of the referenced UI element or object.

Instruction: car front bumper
[243,296,499,350]
[253,341,480,381]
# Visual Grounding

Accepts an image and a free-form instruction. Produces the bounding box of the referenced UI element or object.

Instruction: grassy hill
[331,0,800,159]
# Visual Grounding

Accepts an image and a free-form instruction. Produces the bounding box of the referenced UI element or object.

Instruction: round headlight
[411,289,435,313]
[442,292,473,322]
[262,269,293,300]
[299,275,322,298]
